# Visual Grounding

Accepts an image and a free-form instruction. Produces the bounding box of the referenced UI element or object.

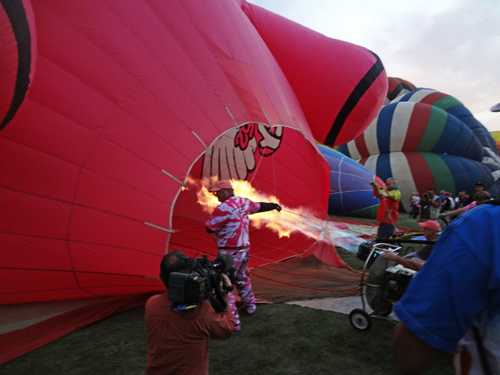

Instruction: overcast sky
[248,0,500,132]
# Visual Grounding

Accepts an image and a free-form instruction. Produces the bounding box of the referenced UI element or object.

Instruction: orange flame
[185,176,221,214]
[185,177,364,249]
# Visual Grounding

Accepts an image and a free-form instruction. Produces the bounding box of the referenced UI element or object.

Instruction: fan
[350,243,418,330]
[365,253,395,316]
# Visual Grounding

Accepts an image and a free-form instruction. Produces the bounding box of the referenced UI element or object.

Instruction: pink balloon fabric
[0,0,333,306]
[242,2,388,146]
[0,0,387,362]
[0,0,36,130]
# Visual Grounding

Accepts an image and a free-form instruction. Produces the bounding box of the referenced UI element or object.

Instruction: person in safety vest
[370,177,401,239]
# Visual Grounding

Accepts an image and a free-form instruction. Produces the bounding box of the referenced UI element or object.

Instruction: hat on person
[475,181,484,186]
[208,180,233,192]
[418,220,441,232]
[444,192,450,196]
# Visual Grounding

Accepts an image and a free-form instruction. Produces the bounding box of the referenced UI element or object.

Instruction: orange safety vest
[373,186,401,225]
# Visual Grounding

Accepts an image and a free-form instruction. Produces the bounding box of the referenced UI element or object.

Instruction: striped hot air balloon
[319,145,381,218]
[491,131,500,151]
[338,89,500,211]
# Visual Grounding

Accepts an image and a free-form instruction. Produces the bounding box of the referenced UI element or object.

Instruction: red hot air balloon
[385,77,417,104]
[0,0,36,131]
[0,0,382,362]
[242,2,388,147]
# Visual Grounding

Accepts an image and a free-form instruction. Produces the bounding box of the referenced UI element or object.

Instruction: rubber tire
[349,308,372,330]
[377,304,393,317]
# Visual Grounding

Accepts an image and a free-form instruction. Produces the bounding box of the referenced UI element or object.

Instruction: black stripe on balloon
[387,82,415,101]
[387,83,405,101]
[1,0,32,131]
[324,52,385,146]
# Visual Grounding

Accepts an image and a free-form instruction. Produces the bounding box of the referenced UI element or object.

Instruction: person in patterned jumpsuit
[205,180,281,332]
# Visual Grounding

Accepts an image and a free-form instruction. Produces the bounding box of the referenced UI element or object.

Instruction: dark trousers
[410,205,419,218]
[377,222,395,239]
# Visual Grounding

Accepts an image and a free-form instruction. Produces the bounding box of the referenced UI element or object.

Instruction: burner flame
[186,177,364,251]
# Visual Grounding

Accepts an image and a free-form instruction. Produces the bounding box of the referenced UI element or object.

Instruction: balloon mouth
[184,177,363,251]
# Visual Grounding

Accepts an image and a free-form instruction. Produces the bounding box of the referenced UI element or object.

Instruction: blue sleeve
[394,205,498,352]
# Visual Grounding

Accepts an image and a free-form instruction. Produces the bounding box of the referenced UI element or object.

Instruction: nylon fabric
[242,2,387,146]
[338,88,500,210]
[0,0,394,362]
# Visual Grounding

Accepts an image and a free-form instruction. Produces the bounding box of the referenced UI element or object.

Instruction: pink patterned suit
[205,196,260,331]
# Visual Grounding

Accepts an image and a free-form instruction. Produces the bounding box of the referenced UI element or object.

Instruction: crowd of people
[369,178,493,240]
[371,176,500,374]
[407,181,492,228]
[143,177,499,375]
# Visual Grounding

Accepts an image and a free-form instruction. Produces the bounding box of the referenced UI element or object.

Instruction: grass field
[0,302,454,375]
[0,214,455,375]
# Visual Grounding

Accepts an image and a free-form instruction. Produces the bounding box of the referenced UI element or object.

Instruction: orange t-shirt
[145,293,234,375]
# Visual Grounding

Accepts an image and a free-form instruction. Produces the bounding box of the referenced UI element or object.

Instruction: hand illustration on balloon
[202,126,256,181]
[202,123,283,180]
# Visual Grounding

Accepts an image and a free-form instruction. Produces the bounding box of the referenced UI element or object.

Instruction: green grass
[0,214,454,375]
[210,303,454,375]
[0,300,454,375]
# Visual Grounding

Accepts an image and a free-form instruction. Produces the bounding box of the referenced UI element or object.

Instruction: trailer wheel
[349,309,372,330]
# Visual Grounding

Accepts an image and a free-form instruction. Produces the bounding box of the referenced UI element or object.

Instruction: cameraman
[145,250,234,375]
[392,200,500,374]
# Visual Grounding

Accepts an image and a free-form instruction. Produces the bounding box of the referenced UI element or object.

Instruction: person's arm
[384,252,424,271]
[441,207,465,218]
[419,197,429,207]
[387,188,401,202]
[393,322,445,374]
[443,199,450,210]
[430,198,440,208]
[370,181,385,198]
[204,274,235,339]
[256,202,282,213]
[219,273,232,308]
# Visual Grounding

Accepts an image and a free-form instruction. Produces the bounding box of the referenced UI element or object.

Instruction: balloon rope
[250,271,360,293]
[281,209,324,223]
[255,266,359,282]
[248,143,266,186]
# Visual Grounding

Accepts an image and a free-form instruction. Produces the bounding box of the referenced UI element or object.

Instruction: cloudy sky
[249,0,500,132]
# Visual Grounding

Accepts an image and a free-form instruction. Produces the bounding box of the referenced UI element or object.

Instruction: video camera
[168,254,234,312]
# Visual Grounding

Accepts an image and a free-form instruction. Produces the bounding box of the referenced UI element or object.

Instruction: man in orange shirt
[145,250,234,375]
